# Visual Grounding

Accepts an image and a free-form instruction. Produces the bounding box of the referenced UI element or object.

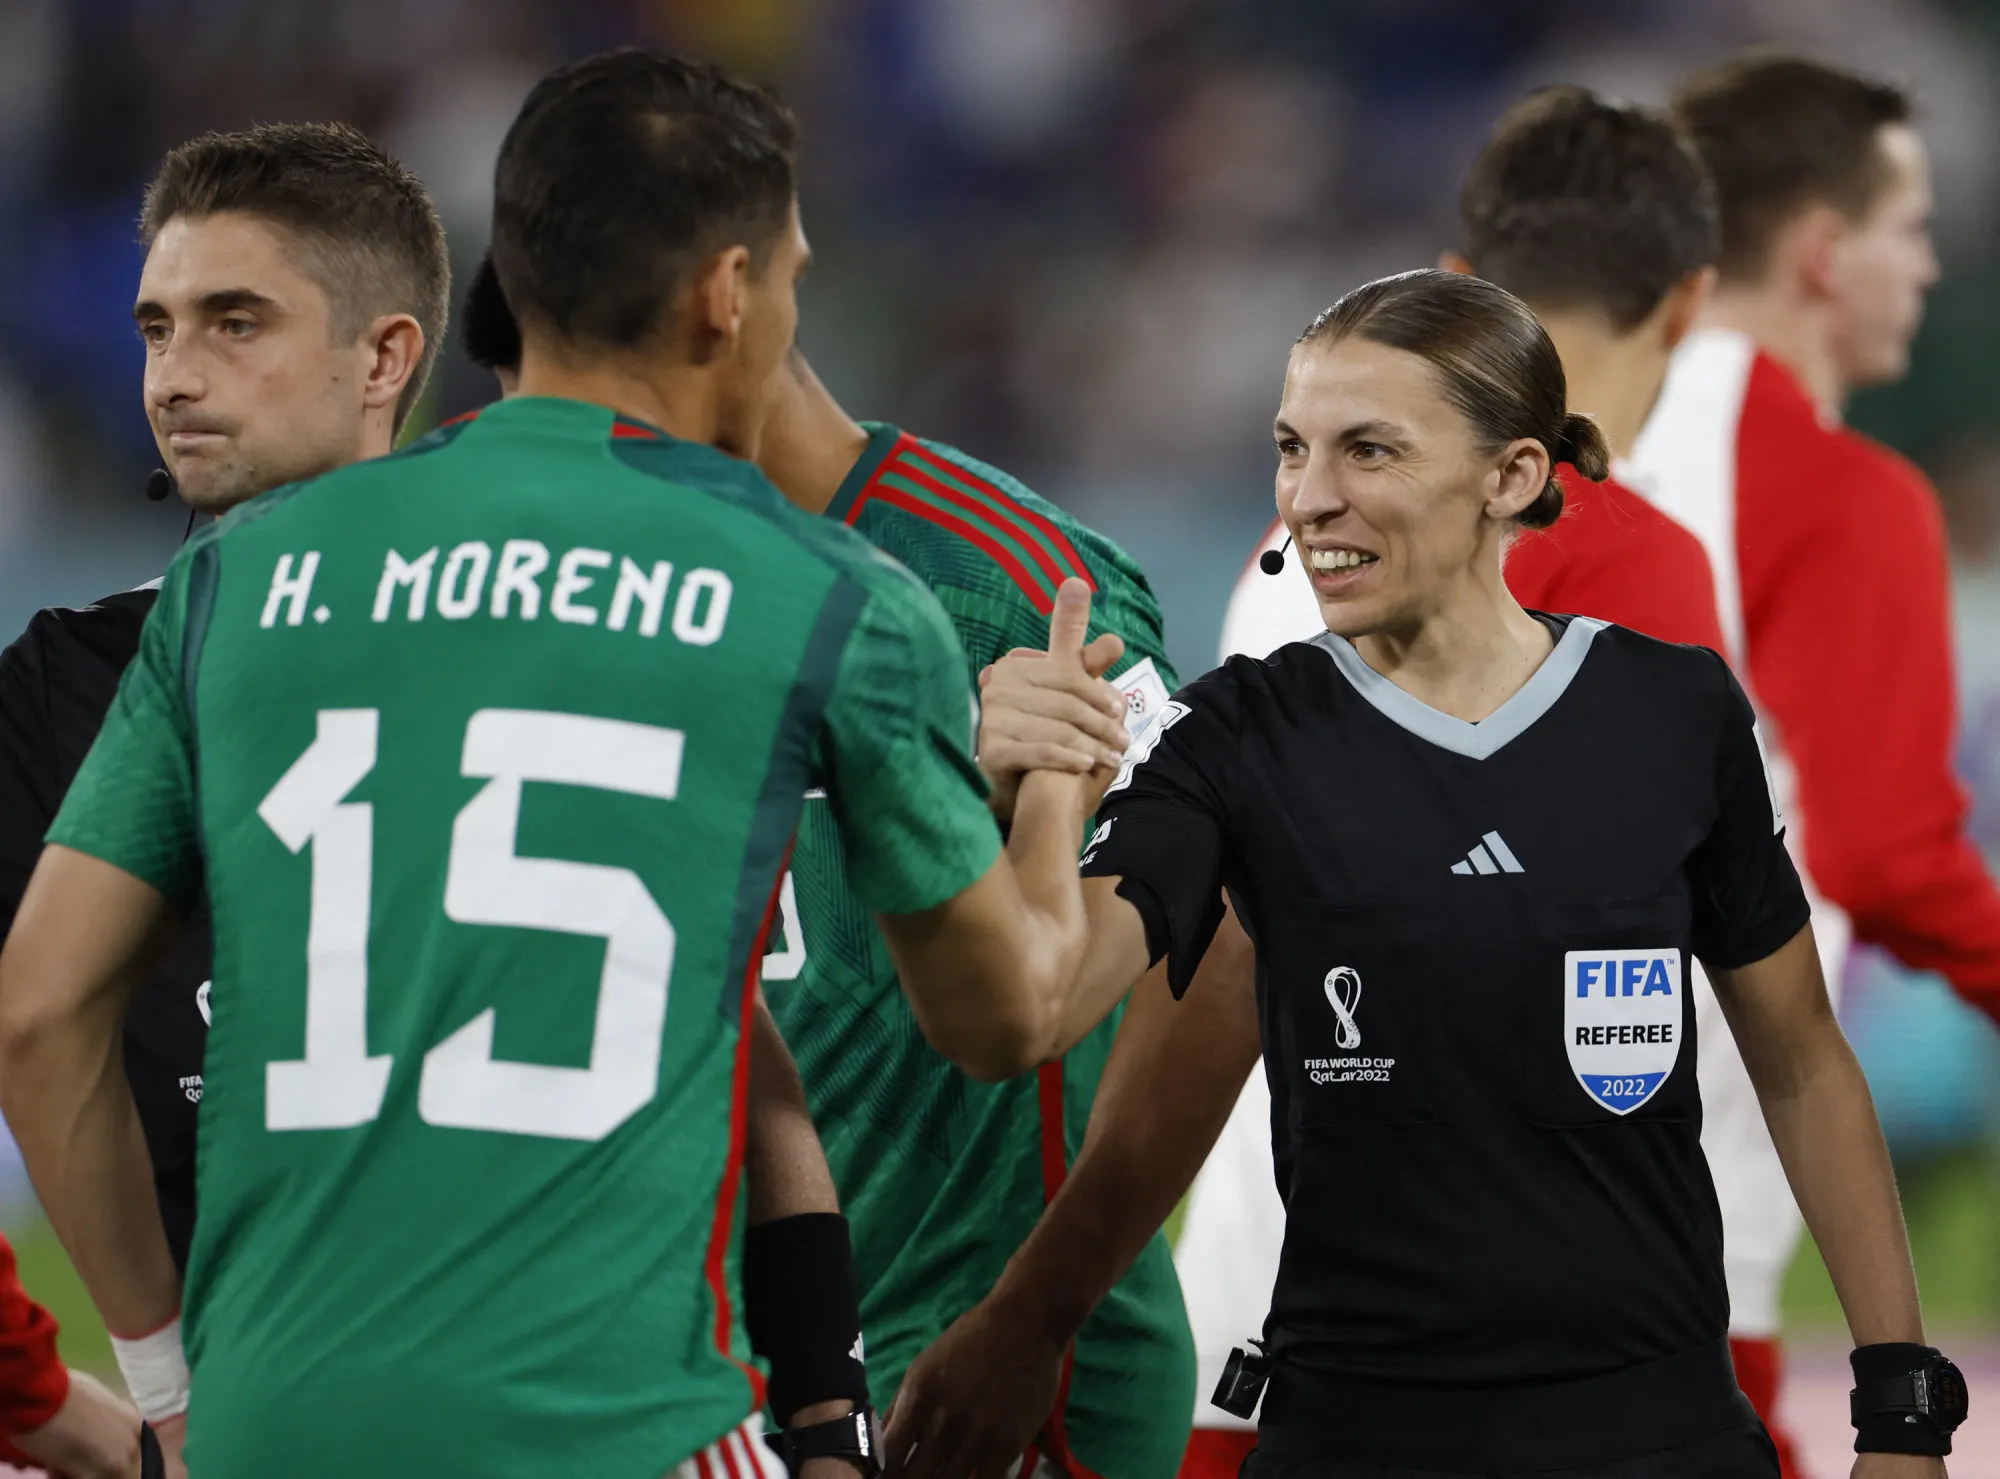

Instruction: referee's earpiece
[1260,536,1293,575]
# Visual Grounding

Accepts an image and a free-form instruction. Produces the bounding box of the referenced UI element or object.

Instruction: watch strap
[1852,1372,1926,1422]
[764,1410,882,1478]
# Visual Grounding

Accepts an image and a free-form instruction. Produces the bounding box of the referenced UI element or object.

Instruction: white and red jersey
[1632,328,2000,1009]
[1625,328,2000,1342]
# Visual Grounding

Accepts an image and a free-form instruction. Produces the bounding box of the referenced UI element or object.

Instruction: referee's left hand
[976,580,1129,822]
[1853,1456,1947,1477]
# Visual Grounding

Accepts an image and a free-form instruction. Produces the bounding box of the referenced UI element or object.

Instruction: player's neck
[757,361,870,517]
[512,351,734,452]
[1534,311,1660,460]
[1352,576,1556,725]
[1699,285,1847,418]
[358,411,397,465]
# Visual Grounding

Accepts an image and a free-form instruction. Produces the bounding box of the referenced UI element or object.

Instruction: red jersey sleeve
[1741,439,2000,1014]
[0,1233,68,1439]
[1504,470,1729,652]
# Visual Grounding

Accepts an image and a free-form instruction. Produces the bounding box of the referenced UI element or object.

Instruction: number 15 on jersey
[258,706,684,1143]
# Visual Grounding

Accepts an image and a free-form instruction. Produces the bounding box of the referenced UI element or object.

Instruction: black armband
[742,1212,870,1427]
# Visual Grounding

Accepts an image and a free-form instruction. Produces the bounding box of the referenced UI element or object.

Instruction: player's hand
[8,1370,144,1479]
[881,1287,1066,1479]
[1852,1455,1947,1478]
[977,579,1128,824]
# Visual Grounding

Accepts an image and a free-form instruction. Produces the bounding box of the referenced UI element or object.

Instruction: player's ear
[691,245,752,359]
[359,313,425,416]
[1438,250,1476,277]
[1656,266,1717,354]
[1786,205,1846,303]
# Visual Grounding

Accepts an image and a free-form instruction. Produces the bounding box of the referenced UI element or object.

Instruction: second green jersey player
[757,365,1197,1479]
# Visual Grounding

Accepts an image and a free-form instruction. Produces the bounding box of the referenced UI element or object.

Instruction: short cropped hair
[460,255,522,374]
[1673,53,1913,283]
[492,49,797,351]
[1460,86,1717,332]
[142,122,450,432]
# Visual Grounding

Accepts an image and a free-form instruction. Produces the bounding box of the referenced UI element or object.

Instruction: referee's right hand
[976,580,1130,823]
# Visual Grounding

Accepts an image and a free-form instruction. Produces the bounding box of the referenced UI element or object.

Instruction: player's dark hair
[141,122,450,433]
[492,49,797,352]
[1299,269,1610,531]
[461,255,522,374]
[1673,52,1913,284]
[1461,86,1717,332]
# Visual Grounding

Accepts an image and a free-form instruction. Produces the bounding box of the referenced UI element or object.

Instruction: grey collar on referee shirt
[1309,615,1606,761]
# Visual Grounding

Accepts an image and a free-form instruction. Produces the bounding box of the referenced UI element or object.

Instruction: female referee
[983,269,1963,1477]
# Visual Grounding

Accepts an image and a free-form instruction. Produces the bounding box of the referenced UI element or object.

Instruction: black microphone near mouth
[145,468,176,502]
[1259,535,1293,575]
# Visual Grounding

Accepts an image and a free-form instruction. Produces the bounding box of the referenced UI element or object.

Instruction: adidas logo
[1451,831,1524,876]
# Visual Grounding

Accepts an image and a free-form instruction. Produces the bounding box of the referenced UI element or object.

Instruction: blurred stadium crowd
[0,0,1996,1331]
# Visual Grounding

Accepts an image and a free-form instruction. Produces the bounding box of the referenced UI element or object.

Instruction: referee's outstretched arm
[1708,927,1922,1348]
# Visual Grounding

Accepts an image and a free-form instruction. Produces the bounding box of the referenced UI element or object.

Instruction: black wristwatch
[764,1409,882,1478]
[1850,1344,1968,1456]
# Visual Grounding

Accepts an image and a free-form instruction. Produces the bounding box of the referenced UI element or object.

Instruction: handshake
[976,578,1140,825]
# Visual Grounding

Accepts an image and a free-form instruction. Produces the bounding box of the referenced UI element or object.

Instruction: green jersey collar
[825,422,904,525]
[461,395,678,444]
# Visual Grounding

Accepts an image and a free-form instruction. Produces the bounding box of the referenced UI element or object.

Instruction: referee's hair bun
[1517,478,1565,531]
[1552,412,1610,481]
[1520,412,1610,531]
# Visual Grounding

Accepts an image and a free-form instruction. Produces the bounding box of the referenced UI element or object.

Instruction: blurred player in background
[0,120,452,1285]
[1447,89,1723,650]
[1173,87,1741,1479]
[464,270,1198,1479]
[1629,53,2000,1475]
[0,50,1107,1479]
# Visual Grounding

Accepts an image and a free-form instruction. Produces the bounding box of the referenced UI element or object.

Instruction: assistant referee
[985,270,1962,1477]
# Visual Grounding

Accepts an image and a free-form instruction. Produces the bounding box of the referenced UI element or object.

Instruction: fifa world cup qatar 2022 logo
[1323,965,1363,1050]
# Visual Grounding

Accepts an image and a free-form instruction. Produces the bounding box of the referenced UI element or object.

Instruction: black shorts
[1240,1419,1780,1479]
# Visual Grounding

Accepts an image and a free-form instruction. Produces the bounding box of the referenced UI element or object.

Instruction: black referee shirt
[1080,615,1810,1468]
[0,586,206,1271]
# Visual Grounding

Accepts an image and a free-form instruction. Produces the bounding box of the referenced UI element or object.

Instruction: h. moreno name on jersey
[253,542,734,646]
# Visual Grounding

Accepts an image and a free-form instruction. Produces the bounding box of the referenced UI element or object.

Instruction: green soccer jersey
[48,398,1002,1479]
[762,424,1195,1478]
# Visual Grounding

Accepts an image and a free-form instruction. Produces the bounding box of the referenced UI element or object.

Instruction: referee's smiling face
[1274,337,1527,641]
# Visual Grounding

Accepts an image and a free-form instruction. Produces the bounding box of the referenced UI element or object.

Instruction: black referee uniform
[0,586,206,1270]
[1081,614,1807,1475]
